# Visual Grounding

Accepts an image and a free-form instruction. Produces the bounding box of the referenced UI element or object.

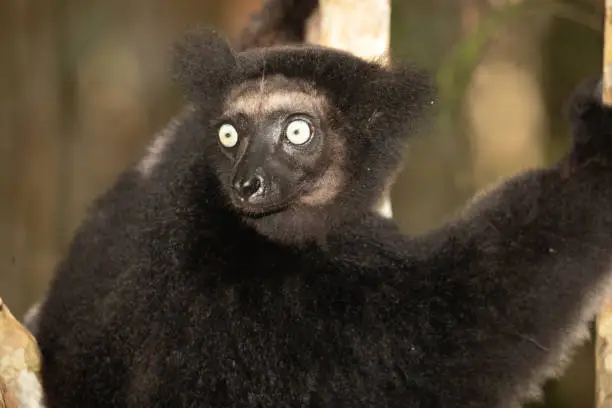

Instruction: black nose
[234,175,263,200]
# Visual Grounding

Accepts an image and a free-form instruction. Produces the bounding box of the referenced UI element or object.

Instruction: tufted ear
[355,64,437,139]
[171,27,239,105]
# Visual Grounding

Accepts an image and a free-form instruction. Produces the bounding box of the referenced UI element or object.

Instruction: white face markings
[298,130,346,206]
[218,123,239,148]
[224,91,325,118]
[222,75,328,120]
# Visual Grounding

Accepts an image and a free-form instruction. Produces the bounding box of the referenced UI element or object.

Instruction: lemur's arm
[388,78,612,407]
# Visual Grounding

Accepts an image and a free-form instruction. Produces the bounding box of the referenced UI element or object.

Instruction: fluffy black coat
[37,29,612,408]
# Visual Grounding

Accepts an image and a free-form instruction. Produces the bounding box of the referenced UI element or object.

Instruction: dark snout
[229,138,287,215]
[227,124,307,216]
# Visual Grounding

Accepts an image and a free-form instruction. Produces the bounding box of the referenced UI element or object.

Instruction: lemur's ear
[354,64,437,137]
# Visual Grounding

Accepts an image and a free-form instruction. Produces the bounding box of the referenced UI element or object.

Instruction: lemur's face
[171,29,435,244]
[211,75,346,221]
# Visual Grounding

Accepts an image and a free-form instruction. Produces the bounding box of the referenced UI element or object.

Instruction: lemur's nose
[233,175,263,201]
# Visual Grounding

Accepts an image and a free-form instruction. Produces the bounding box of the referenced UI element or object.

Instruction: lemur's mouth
[230,199,289,218]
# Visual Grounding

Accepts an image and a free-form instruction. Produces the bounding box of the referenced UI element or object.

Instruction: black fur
[37,29,612,408]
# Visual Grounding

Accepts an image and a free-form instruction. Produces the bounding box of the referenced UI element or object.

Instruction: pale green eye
[285,119,312,145]
[218,124,238,148]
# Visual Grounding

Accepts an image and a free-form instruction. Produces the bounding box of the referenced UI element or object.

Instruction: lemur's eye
[285,119,312,146]
[218,124,238,148]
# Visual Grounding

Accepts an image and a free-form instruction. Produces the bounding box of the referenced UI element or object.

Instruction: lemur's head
[172,28,436,244]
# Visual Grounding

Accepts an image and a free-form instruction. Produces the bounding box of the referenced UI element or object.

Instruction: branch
[0,298,44,408]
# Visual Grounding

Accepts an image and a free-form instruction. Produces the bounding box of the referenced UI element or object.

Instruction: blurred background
[0,0,605,406]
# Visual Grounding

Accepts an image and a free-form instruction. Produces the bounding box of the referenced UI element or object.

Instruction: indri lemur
[36,14,612,408]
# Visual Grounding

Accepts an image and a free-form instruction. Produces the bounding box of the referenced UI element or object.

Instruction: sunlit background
[0,0,605,406]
